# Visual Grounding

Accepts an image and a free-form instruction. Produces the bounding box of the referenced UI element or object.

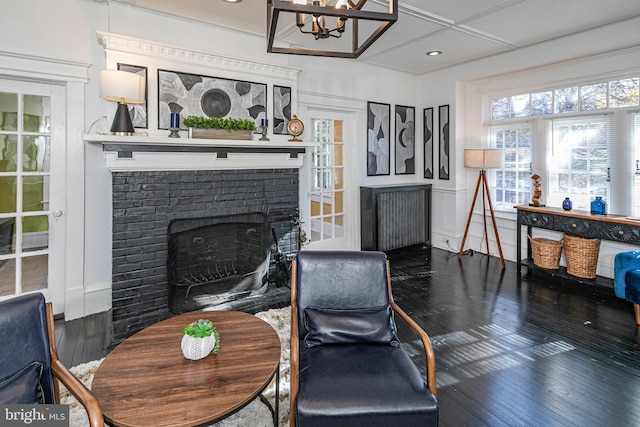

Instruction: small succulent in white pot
[181,319,220,360]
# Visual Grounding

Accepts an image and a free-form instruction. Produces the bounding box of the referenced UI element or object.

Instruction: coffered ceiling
[111,0,640,75]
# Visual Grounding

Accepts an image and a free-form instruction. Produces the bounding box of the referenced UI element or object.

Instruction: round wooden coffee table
[92,310,281,427]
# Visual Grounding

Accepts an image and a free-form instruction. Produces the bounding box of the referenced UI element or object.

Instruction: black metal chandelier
[267,0,398,58]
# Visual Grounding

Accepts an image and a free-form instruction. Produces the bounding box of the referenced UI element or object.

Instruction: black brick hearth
[111,169,298,343]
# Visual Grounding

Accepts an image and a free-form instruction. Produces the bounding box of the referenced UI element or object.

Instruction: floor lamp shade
[464,148,502,170]
[100,70,145,135]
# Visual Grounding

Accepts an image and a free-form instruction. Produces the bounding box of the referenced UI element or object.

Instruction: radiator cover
[360,184,432,251]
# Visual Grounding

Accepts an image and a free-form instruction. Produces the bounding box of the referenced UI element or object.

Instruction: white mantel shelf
[84,134,317,172]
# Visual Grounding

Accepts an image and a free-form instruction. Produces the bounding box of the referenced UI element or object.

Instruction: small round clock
[287,115,304,142]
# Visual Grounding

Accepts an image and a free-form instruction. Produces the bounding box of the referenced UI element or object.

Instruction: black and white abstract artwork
[118,63,147,129]
[273,85,291,135]
[367,101,390,176]
[423,107,434,179]
[157,70,266,130]
[439,104,450,180]
[395,105,415,175]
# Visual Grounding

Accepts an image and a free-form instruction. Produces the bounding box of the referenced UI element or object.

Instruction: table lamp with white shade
[458,148,505,269]
[100,69,145,135]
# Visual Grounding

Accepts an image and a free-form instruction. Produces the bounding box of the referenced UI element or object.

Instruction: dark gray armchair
[290,251,438,426]
[0,292,103,427]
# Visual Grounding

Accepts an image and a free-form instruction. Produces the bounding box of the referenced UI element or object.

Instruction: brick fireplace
[89,135,312,344]
[111,168,298,342]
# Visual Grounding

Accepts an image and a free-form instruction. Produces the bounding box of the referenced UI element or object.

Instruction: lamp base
[458,170,505,269]
[110,102,135,135]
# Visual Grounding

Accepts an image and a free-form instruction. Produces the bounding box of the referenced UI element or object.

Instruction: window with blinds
[486,74,640,216]
[547,116,612,212]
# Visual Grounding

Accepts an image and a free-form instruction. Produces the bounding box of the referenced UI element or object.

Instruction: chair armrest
[391,301,437,397]
[45,302,103,427]
[51,360,104,427]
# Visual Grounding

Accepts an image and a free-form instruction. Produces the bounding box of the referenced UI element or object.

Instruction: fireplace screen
[167,213,272,313]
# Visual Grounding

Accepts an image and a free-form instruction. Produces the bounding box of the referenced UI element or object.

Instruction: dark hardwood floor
[53,305,112,367]
[55,245,640,426]
[388,245,640,427]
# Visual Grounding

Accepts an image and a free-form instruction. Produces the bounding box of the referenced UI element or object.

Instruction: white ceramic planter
[181,334,216,360]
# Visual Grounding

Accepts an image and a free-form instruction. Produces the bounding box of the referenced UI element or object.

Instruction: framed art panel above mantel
[157,69,267,131]
[273,85,291,135]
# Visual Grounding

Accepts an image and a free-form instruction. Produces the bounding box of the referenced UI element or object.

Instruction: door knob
[52,210,63,217]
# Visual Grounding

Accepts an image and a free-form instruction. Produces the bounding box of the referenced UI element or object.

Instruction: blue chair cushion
[303,305,399,348]
[296,343,438,427]
[614,251,640,301]
[624,269,640,304]
[0,361,44,404]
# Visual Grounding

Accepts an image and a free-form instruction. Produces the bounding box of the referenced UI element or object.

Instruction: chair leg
[634,304,640,326]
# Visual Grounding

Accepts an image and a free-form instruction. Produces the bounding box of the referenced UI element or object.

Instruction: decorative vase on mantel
[562,197,573,211]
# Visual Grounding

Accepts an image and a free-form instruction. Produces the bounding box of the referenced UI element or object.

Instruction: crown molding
[96,31,300,80]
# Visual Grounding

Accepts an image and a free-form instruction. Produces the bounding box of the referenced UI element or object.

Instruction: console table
[515,205,640,288]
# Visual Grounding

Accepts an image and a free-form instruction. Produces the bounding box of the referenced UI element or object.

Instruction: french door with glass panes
[0,80,65,311]
[307,112,353,250]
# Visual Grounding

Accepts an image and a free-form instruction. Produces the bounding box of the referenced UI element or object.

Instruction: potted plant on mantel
[181,319,221,360]
[183,115,256,141]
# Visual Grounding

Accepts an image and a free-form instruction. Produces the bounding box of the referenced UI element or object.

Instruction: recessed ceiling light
[426,51,442,56]
[223,0,241,3]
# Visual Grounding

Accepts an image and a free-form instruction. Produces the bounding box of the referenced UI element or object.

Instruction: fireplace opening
[167,212,274,314]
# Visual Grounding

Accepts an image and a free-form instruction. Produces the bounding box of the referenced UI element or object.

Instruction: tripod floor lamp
[458,148,505,269]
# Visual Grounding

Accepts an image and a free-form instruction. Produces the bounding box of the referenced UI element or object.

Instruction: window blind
[547,115,613,212]
[631,112,640,216]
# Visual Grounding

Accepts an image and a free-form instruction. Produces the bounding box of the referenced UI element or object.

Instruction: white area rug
[60,307,291,427]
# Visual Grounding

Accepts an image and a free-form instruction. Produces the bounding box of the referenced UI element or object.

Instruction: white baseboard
[64,282,111,320]
[84,283,112,316]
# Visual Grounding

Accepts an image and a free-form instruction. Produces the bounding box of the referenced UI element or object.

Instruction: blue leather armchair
[0,293,103,426]
[614,251,640,325]
[290,251,438,426]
